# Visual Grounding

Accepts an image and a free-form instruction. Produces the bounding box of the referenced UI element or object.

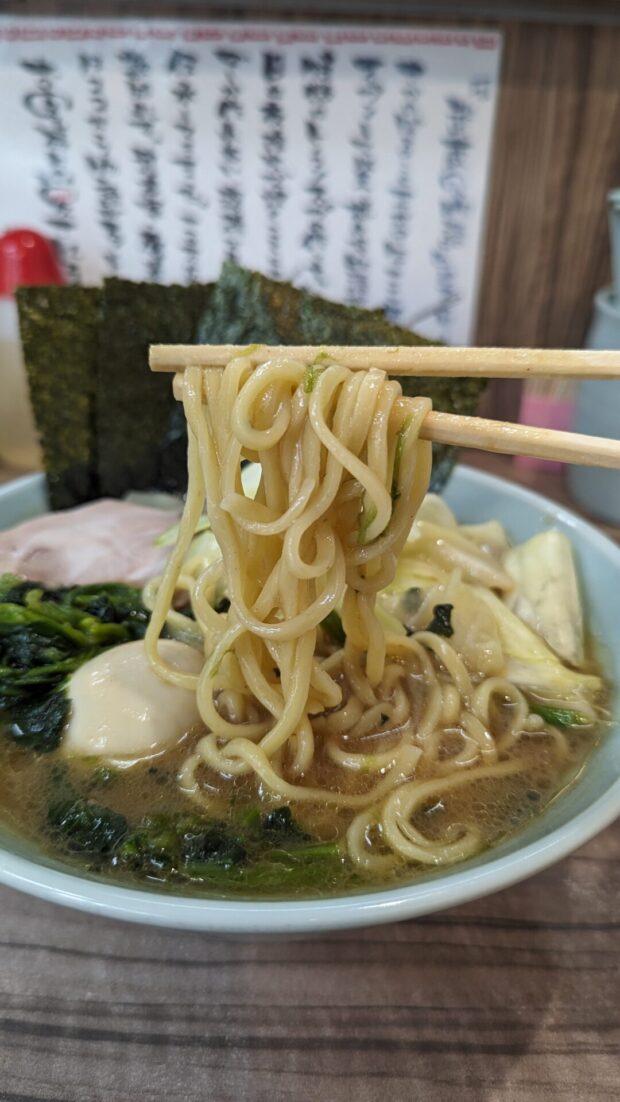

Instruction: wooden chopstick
[418,412,620,469]
[169,372,620,470]
[150,343,620,378]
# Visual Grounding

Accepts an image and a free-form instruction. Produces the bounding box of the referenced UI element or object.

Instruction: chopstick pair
[150,344,620,471]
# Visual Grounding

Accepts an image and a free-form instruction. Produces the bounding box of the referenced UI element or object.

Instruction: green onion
[391,413,412,502]
[303,364,327,394]
[529,703,589,729]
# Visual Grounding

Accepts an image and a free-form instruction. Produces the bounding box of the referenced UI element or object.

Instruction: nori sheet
[16,285,101,510]
[198,262,486,490]
[19,264,485,507]
[95,278,213,498]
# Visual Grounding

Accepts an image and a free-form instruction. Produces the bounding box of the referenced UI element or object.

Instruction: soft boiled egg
[64,639,203,765]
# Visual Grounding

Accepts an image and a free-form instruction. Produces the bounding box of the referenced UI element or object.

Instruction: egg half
[64,639,203,764]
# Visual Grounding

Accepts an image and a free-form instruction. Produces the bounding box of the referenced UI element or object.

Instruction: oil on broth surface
[0,705,602,900]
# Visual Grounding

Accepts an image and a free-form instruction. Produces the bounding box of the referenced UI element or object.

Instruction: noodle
[144,356,597,873]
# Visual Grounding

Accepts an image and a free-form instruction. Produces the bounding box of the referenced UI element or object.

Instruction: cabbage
[504,530,584,665]
[475,587,601,700]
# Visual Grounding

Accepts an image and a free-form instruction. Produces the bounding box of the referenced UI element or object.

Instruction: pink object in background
[515,385,575,472]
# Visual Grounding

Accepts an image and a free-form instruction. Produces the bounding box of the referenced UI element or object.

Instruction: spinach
[45,796,346,894]
[179,817,247,868]
[0,574,150,752]
[184,842,344,894]
[87,764,117,789]
[117,813,247,875]
[61,583,149,637]
[48,798,128,854]
[259,805,311,843]
[8,691,69,753]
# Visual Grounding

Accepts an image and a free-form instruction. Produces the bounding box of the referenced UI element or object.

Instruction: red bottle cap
[0,228,65,298]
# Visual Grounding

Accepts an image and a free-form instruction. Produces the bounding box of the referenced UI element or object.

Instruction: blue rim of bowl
[0,466,618,933]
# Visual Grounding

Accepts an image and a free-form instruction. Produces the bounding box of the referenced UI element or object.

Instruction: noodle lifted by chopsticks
[145,357,530,869]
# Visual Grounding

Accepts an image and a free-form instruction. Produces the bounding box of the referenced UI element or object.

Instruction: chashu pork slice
[0,499,178,587]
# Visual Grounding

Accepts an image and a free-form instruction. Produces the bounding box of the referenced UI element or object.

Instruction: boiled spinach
[0,574,150,752]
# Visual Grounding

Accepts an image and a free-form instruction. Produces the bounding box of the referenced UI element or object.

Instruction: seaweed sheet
[96,278,213,498]
[16,285,101,510]
[19,265,485,507]
[198,262,486,489]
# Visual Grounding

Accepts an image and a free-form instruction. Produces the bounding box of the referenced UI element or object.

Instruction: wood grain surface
[0,824,617,1100]
[0,457,618,1101]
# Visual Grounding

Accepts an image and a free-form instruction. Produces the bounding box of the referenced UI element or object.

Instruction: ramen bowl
[0,466,618,934]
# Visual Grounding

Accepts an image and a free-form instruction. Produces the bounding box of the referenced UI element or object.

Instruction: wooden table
[1,457,618,1101]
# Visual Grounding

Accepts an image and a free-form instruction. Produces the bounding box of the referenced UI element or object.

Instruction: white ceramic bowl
[0,467,618,934]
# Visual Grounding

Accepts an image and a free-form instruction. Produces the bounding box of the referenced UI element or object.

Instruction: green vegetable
[45,797,347,894]
[0,576,148,694]
[87,764,117,789]
[391,413,412,502]
[303,363,327,393]
[426,603,454,638]
[184,842,344,893]
[48,798,128,854]
[7,690,69,753]
[178,817,247,868]
[65,584,150,634]
[0,574,150,752]
[17,285,102,509]
[529,702,589,729]
[259,805,311,843]
[321,609,346,646]
[117,813,247,875]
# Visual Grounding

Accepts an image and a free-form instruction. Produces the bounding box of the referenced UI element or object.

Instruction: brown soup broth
[0,674,605,900]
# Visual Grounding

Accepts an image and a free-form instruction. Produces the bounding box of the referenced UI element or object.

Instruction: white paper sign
[0,18,502,343]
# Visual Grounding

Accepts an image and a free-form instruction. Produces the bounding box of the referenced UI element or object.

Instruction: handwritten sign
[0,19,502,343]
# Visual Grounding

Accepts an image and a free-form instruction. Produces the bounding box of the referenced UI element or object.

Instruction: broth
[0,665,605,900]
